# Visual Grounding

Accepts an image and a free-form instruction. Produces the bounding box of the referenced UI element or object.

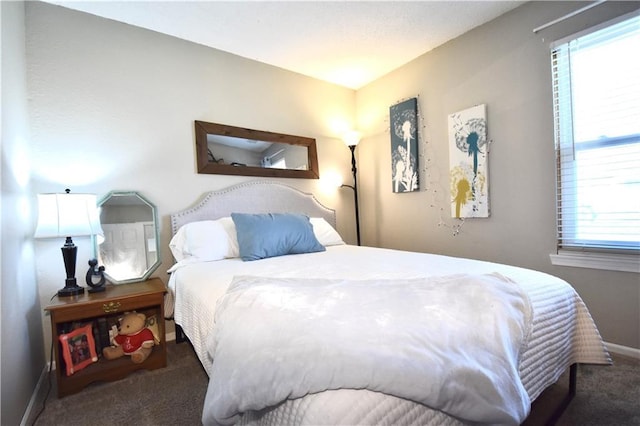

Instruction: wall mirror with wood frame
[195,120,319,179]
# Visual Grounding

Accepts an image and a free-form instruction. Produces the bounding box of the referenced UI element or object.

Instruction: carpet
[27,343,639,425]
[28,342,207,426]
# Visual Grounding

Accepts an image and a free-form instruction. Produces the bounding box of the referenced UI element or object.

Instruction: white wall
[356,1,640,350]
[25,2,358,359]
[1,2,45,424]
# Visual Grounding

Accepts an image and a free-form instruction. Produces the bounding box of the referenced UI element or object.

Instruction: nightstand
[44,277,167,397]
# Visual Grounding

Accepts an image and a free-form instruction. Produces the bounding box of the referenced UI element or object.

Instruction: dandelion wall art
[448,104,489,218]
[390,98,419,193]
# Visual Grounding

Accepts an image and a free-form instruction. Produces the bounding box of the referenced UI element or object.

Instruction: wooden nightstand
[44,277,167,397]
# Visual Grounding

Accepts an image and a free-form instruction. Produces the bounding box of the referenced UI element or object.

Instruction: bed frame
[170,180,336,236]
[169,180,578,425]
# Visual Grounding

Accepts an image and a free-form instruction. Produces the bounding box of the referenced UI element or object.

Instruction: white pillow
[169,216,341,262]
[169,225,189,261]
[169,218,239,262]
[217,217,240,256]
[310,217,345,246]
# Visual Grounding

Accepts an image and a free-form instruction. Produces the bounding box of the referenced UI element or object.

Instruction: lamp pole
[340,131,362,246]
[342,144,361,246]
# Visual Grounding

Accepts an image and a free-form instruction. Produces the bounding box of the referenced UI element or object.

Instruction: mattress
[168,244,610,425]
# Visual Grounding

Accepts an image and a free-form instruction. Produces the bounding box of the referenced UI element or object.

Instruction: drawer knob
[103,301,121,313]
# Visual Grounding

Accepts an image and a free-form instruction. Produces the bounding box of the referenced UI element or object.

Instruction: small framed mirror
[94,191,160,284]
[195,120,320,179]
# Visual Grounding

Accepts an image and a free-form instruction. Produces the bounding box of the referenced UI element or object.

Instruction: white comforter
[169,245,610,426]
[203,273,532,426]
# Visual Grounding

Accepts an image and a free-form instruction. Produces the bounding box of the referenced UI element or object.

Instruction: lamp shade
[342,130,361,147]
[34,192,103,239]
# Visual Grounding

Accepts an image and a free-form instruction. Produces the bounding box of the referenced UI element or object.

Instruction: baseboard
[605,341,640,359]
[20,362,51,426]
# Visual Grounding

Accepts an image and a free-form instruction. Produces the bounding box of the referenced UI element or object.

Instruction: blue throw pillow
[231,213,326,261]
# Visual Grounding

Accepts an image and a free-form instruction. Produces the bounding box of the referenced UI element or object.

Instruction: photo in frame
[145,314,161,345]
[59,323,99,376]
[448,104,489,218]
[390,97,419,193]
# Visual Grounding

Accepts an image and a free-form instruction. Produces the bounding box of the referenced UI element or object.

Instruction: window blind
[551,12,640,252]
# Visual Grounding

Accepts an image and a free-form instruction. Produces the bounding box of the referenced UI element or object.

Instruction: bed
[167,180,611,426]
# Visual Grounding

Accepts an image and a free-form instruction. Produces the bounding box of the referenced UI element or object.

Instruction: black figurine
[86,259,106,293]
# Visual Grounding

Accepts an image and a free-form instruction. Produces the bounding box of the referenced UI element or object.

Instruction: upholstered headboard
[170,181,336,236]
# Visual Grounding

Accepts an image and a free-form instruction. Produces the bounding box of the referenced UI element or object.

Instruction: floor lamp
[341,131,361,246]
[34,189,103,297]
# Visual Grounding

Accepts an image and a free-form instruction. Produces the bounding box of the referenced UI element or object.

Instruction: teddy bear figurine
[103,312,155,364]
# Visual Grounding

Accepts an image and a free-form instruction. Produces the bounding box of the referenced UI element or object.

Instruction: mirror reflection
[195,120,319,179]
[95,191,160,284]
[207,135,309,170]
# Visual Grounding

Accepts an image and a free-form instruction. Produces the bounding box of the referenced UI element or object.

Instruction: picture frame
[59,323,99,376]
[145,313,161,345]
[390,97,419,193]
[448,104,489,218]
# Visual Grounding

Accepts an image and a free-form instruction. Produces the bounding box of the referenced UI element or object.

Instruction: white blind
[551,12,640,252]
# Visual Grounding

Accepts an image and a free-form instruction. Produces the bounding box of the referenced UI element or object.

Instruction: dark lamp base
[57,286,84,297]
[88,286,106,294]
[59,239,84,297]
[58,278,85,297]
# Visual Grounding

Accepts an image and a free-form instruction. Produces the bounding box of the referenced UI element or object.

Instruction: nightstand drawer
[51,292,163,322]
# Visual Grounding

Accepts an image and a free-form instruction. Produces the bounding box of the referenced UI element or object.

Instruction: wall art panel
[448,104,489,218]
[390,98,419,193]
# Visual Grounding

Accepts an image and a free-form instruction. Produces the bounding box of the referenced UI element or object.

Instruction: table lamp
[34,189,103,297]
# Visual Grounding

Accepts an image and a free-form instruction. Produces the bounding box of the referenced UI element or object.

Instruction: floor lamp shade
[34,191,103,297]
[343,130,361,147]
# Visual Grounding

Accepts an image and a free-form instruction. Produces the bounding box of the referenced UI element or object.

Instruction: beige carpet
[525,353,639,425]
[27,342,639,425]
[28,342,207,426]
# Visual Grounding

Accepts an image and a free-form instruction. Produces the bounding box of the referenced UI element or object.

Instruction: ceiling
[45,1,525,89]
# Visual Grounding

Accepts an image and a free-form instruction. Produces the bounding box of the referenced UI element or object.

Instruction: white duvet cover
[168,245,610,426]
[205,273,531,425]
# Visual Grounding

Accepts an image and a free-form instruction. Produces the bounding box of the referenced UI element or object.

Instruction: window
[551,12,640,271]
